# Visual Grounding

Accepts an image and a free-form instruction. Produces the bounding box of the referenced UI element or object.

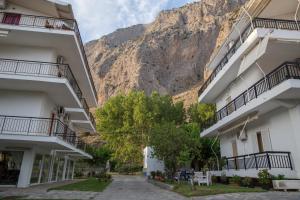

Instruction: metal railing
[0,58,83,100]
[224,151,293,170]
[0,12,97,101]
[198,18,300,97]
[80,98,89,115]
[202,62,300,129]
[0,115,87,151]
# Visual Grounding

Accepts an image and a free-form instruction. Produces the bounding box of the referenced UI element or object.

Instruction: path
[0,175,299,200]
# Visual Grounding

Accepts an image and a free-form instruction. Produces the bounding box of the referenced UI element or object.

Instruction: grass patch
[48,178,111,192]
[173,183,266,197]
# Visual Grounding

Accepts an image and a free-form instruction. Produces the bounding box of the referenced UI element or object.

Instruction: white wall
[219,106,300,178]
[143,147,165,176]
[0,44,57,63]
[216,65,263,110]
[0,90,55,118]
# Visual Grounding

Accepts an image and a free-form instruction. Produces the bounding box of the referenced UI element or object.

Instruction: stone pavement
[0,175,300,200]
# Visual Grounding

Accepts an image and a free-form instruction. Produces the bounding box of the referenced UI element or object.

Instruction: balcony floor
[0,134,91,158]
[201,79,300,137]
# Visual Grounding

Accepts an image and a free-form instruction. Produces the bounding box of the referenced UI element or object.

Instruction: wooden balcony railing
[198,18,300,97]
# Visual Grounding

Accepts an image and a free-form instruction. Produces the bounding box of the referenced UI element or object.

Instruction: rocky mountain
[85,0,247,107]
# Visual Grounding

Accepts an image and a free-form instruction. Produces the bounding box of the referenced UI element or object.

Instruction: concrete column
[17,149,35,188]
[62,156,68,181]
[71,160,76,180]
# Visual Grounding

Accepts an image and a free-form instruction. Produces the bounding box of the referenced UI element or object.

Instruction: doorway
[256,132,264,152]
[0,151,23,185]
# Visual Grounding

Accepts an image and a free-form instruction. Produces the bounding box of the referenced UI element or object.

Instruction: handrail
[198,17,300,97]
[203,62,300,129]
[224,151,293,170]
[0,58,83,100]
[0,12,98,102]
[0,115,87,151]
[216,62,300,121]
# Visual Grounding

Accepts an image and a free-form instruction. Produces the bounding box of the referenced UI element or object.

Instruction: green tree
[187,103,215,130]
[86,145,112,166]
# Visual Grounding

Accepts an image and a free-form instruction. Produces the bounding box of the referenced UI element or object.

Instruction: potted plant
[258,169,272,190]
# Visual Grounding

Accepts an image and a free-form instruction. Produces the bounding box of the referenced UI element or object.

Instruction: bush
[258,169,272,190]
[229,175,241,185]
[220,172,229,184]
[95,172,112,182]
[150,171,156,179]
[117,164,142,174]
[241,177,254,188]
[212,176,218,184]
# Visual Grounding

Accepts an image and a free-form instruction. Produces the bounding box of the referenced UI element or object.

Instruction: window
[2,13,21,25]
[257,132,264,153]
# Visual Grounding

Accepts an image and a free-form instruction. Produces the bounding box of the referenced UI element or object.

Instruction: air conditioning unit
[0,0,7,9]
[238,129,248,141]
[57,56,64,64]
[57,106,65,117]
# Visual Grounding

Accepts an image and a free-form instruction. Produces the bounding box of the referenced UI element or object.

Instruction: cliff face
[85,0,247,107]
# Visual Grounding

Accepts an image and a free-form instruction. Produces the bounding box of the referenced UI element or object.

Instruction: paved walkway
[0,175,299,200]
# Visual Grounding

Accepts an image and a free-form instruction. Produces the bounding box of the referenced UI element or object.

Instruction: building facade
[0,0,97,187]
[143,147,165,177]
[198,0,300,179]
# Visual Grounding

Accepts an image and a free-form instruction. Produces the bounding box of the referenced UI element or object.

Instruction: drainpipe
[241,6,254,30]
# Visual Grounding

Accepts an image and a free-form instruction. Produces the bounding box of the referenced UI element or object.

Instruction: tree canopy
[95,90,219,174]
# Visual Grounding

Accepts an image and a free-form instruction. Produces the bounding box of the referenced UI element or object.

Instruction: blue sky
[64,0,199,42]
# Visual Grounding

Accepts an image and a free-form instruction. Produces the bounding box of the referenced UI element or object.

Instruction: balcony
[0,58,82,100]
[0,12,97,104]
[203,62,300,130]
[0,115,87,152]
[198,18,300,97]
[224,151,293,171]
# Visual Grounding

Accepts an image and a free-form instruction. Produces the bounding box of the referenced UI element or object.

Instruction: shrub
[150,171,156,179]
[229,175,241,185]
[258,169,272,190]
[272,174,285,180]
[241,177,254,188]
[212,176,218,184]
[117,165,142,174]
[95,172,112,182]
[220,172,229,184]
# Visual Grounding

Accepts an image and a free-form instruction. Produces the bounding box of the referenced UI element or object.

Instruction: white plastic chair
[190,171,212,186]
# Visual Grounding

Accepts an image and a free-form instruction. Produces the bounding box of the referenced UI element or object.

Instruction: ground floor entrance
[0,149,76,187]
[0,151,23,185]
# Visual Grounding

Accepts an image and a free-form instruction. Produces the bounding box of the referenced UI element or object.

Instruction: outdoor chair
[190,171,212,186]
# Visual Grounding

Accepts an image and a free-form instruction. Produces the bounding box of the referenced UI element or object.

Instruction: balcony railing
[198,18,300,97]
[0,115,87,151]
[0,12,97,101]
[0,58,83,100]
[216,62,300,121]
[224,151,293,170]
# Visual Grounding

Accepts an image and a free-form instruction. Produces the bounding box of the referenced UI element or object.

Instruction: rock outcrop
[85,0,247,107]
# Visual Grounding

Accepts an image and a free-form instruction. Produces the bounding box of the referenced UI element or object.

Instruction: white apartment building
[198,0,300,179]
[0,0,98,187]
